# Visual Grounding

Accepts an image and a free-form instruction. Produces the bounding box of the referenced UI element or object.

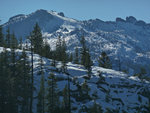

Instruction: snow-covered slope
[0,47,150,113]
[2,9,150,75]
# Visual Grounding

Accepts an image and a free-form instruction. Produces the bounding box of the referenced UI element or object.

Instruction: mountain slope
[2,9,150,75]
[0,47,149,113]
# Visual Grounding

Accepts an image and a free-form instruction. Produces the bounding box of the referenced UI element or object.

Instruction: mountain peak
[8,14,26,22]
[126,16,137,23]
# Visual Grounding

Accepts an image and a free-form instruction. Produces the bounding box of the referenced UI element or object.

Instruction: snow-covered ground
[25,50,149,113]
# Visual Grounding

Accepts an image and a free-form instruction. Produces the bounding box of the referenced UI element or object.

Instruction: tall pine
[0,25,4,47]
[47,72,60,113]
[30,23,43,55]
[98,51,112,69]
[37,56,45,113]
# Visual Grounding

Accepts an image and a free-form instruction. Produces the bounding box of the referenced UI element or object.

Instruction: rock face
[116,17,126,22]
[2,9,150,75]
[58,12,65,17]
[126,16,137,23]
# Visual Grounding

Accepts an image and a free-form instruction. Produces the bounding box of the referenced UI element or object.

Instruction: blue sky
[0,0,150,24]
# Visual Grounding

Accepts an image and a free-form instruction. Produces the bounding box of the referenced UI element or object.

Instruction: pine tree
[55,36,62,61]
[67,73,71,113]
[30,23,43,55]
[61,38,67,72]
[0,50,10,113]
[80,36,86,66]
[37,74,45,113]
[98,51,112,69]
[5,28,11,48]
[17,49,31,113]
[43,41,51,58]
[10,32,18,49]
[69,53,73,62]
[62,85,69,112]
[29,34,34,113]
[84,49,93,76]
[79,80,90,101]
[51,52,56,67]
[37,56,45,113]
[47,73,60,113]
[74,47,79,64]
[0,47,31,113]
[88,101,103,113]
[0,25,4,47]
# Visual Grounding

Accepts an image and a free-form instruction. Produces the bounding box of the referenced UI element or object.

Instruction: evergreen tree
[80,36,86,66]
[88,101,103,113]
[80,36,93,73]
[9,44,21,113]
[62,85,69,113]
[29,34,34,113]
[61,38,67,72]
[0,25,4,47]
[47,72,60,113]
[84,49,93,76]
[98,51,112,69]
[55,36,62,61]
[21,49,31,113]
[79,80,91,101]
[69,53,73,62]
[0,50,10,113]
[67,73,71,113]
[74,47,79,64]
[30,23,43,54]
[43,41,51,58]
[51,52,56,67]
[5,28,11,48]
[17,49,31,113]
[10,32,18,49]
[37,56,45,113]
[37,74,45,113]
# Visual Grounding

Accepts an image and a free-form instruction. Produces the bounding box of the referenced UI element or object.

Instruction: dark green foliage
[80,36,86,66]
[138,95,142,103]
[0,49,31,113]
[77,80,91,102]
[55,36,62,61]
[61,38,67,72]
[46,73,60,113]
[10,33,18,49]
[30,23,44,55]
[134,67,147,79]
[62,85,70,113]
[69,53,73,62]
[5,28,11,48]
[42,41,51,58]
[84,49,93,76]
[37,74,45,113]
[105,94,110,103]
[18,49,31,113]
[105,108,113,113]
[37,56,45,113]
[80,36,93,75]
[98,51,112,69]
[74,47,79,64]
[88,101,103,113]
[0,25,4,47]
